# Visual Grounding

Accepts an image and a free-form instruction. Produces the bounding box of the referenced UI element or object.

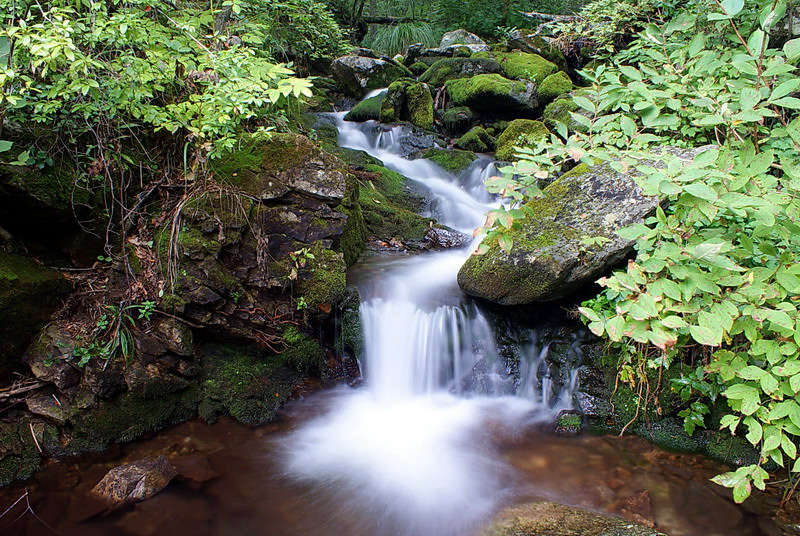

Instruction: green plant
[362,22,440,55]
[72,300,156,366]
[288,247,315,280]
[475,0,800,504]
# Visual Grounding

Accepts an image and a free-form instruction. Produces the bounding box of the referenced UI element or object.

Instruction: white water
[282,105,577,536]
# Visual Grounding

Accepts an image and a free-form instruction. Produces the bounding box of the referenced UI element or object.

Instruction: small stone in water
[91,455,177,506]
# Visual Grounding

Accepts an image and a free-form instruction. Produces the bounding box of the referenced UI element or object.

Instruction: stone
[331,55,410,97]
[481,502,666,535]
[423,227,471,249]
[380,80,435,130]
[495,119,550,161]
[442,106,478,135]
[22,324,81,390]
[440,29,487,48]
[344,92,386,122]
[508,30,569,71]
[538,71,573,104]
[455,126,496,153]
[458,147,712,304]
[421,148,476,175]
[91,455,177,505]
[0,252,71,369]
[474,51,558,83]
[418,57,503,86]
[26,395,74,425]
[446,74,538,116]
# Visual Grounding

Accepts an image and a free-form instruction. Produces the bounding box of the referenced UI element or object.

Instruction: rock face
[418,57,504,86]
[446,74,538,116]
[380,80,434,130]
[482,502,666,536]
[457,159,667,304]
[92,455,177,505]
[0,252,71,369]
[331,55,409,97]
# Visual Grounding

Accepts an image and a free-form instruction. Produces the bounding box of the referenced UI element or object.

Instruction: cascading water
[282,100,579,536]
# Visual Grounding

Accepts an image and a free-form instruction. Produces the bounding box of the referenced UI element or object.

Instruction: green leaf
[720,0,744,16]
[0,141,12,153]
[683,183,718,201]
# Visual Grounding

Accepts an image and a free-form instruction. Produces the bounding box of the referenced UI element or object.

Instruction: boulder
[481,502,665,536]
[543,92,594,134]
[440,29,487,48]
[474,51,558,83]
[446,74,538,116]
[418,57,503,86]
[344,92,385,122]
[495,119,549,161]
[507,30,570,71]
[421,148,476,175]
[458,149,709,304]
[538,71,573,104]
[442,106,478,135]
[1,255,72,371]
[331,55,410,97]
[455,126,496,153]
[91,455,177,505]
[380,80,435,130]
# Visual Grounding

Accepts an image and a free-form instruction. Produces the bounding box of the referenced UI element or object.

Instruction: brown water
[0,391,787,536]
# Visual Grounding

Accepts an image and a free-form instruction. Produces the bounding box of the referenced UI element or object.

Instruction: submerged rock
[380,80,435,130]
[458,148,710,304]
[91,455,177,505]
[446,74,538,117]
[331,55,410,97]
[0,252,71,369]
[482,502,666,536]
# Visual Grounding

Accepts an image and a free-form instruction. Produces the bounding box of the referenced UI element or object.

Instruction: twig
[0,382,45,401]
[28,423,42,454]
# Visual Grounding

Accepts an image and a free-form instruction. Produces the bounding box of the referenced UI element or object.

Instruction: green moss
[355,164,431,241]
[704,433,761,468]
[0,162,89,212]
[336,286,363,359]
[455,126,496,153]
[199,343,299,426]
[344,93,385,122]
[495,119,549,161]
[281,325,325,373]
[445,74,536,115]
[0,420,43,486]
[296,245,347,310]
[380,80,434,130]
[538,71,573,104]
[422,148,476,174]
[442,106,476,135]
[635,419,705,454]
[542,92,593,134]
[417,57,502,86]
[473,51,558,83]
[556,413,582,434]
[409,61,429,76]
[335,203,368,266]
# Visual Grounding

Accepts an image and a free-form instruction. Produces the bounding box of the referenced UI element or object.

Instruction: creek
[0,96,781,536]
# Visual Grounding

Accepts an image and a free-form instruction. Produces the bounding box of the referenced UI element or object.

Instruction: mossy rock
[380,80,434,130]
[455,126,496,153]
[442,106,477,135]
[409,61,430,76]
[344,92,386,122]
[473,51,558,83]
[542,92,594,134]
[495,119,549,161]
[0,252,71,369]
[199,343,299,426]
[331,55,412,97]
[507,30,570,72]
[538,71,573,104]
[483,502,665,536]
[336,285,363,360]
[296,244,347,311]
[635,419,705,454]
[0,420,46,486]
[457,159,661,304]
[356,164,432,241]
[445,74,538,116]
[704,433,761,468]
[422,147,476,174]
[417,57,503,86]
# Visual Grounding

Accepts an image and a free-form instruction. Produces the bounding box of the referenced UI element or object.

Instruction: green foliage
[475,0,800,502]
[363,22,440,55]
[72,300,156,367]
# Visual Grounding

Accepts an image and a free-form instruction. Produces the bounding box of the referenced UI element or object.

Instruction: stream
[0,98,784,536]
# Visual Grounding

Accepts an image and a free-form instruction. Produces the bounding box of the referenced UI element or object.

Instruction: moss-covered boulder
[409,61,430,76]
[0,252,71,369]
[455,126,496,153]
[542,92,594,134]
[495,119,549,161]
[354,164,433,241]
[457,157,670,304]
[473,51,558,83]
[507,30,570,72]
[418,57,503,86]
[331,55,411,97]
[442,106,478,135]
[482,502,665,536]
[422,147,476,174]
[344,92,385,122]
[538,71,573,104]
[446,74,538,116]
[380,80,435,130]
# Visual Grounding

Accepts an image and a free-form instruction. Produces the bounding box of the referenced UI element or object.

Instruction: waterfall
[282,103,579,536]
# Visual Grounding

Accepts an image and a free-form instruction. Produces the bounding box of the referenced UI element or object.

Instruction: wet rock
[344,92,385,122]
[380,80,434,130]
[446,74,539,117]
[172,453,219,485]
[91,455,177,505]
[482,501,666,535]
[23,324,81,390]
[331,55,410,97]
[458,147,712,304]
[620,490,655,528]
[423,227,471,249]
[0,252,71,370]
